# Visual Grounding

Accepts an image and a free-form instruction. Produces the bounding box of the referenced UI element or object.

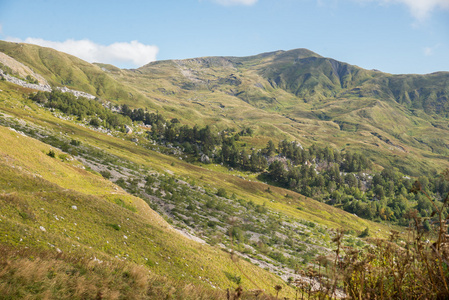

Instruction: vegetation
[0,125,292,298]
[264,140,449,226]
[290,172,449,299]
[30,90,131,130]
[1,41,449,298]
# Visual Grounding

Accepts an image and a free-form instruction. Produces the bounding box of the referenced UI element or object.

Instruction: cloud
[353,0,449,20]
[6,37,158,68]
[423,44,440,56]
[212,0,258,6]
[389,0,449,20]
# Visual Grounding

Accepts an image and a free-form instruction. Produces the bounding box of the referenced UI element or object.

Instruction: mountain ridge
[1,40,448,176]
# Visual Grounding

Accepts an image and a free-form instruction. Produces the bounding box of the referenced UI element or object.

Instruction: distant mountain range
[1,40,448,175]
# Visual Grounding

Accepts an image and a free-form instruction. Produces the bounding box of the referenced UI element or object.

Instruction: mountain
[120,48,449,175]
[1,40,449,298]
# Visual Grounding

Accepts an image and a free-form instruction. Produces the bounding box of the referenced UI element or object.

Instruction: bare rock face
[56,87,95,99]
[125,125,133,134]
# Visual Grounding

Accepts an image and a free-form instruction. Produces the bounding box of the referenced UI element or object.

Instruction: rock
[56,87,95,99]
[0,70,52,92]
[200,154,210,163]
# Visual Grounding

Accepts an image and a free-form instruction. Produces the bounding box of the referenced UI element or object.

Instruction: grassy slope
[0,41,150,107]
[0,80,393,235]
[0,47,412,297]
[0,120,294,297]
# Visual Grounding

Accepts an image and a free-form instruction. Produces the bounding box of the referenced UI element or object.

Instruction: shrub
[358,227,369,238]
[47,150,56,158]
[89,118,101,127]
[106,223,121,231]
[100,170,112,179]
[216,188,227,198]
[70,139,81,146]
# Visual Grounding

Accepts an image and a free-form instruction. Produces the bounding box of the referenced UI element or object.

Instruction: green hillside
[0,100,292,299]
[2,41,448,177]
[1,41,449,298]
[0,41,151,107]
[119,49,449,175]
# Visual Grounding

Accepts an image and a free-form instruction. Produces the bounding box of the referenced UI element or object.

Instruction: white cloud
[389,0,449,20]
[212,0,258,6]
[423,44,440,56]
[6,37,158,68]
[353,0,449,20]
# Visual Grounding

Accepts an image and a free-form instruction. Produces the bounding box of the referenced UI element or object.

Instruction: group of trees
[266,141,449,225]
[30,91,131,130]
[31,93,449,226]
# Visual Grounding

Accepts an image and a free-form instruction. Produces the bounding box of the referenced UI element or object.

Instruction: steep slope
[124,49,449,175]
[0,121,292,298]
[0,41,150,106]
[3,41,447,297]
[0,78,400,297]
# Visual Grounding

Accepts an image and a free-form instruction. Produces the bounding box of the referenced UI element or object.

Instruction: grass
[0,80,388,298]
[0,244,228,300]
[0,124,295,298]
[0,82,396,234]
[1,41,449,298]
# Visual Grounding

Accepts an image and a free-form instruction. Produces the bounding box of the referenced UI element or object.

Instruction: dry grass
[0,244,291,299]
[0,245,229,300]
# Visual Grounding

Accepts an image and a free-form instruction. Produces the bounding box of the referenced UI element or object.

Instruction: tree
[265,140,276,157]
[269,160,286,184]
[89,118,101,127]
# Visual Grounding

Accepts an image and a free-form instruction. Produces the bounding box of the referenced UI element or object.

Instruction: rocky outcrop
[56,86,95,99]
[0,69,51,92]
[0,51,48,85]
[0,69,96,100]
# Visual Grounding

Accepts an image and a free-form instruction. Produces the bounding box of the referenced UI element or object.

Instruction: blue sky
[0,0,448,74]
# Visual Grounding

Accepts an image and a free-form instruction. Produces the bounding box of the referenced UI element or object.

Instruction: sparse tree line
[30,91,131,130]
[30,92,449,226]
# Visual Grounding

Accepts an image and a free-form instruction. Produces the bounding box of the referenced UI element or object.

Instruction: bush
[100,170,112,179]
[106,223,120,231]
[70,139,81,146]
[47,150,56,158]
[358,227,369,238]
[216,188,227,198]
[89,118,101,127]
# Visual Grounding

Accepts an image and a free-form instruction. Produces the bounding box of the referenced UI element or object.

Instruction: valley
[0,40,448,299]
